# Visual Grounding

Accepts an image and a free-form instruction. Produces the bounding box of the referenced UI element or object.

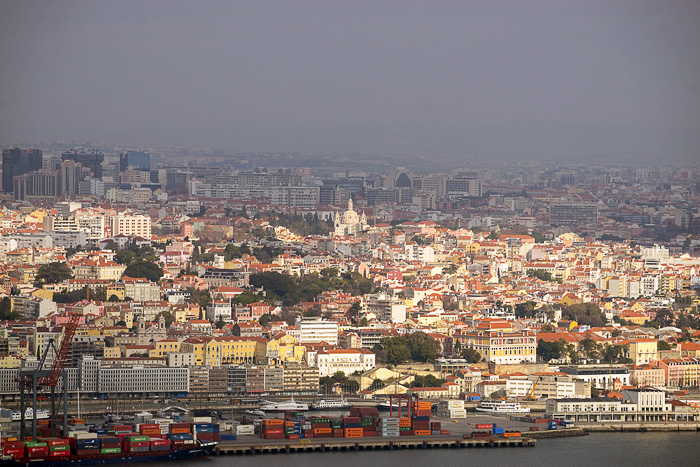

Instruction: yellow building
[149,339,182,358]
[0,355,22,368]
[628,339,658,366]
[103,347,122,358]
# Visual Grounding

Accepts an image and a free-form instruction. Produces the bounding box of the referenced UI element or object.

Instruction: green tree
[537,339,567,362]
[34,262,73,287]
[0,297,19,320]
[410,374,446,388]
[652,309,675,328]
[515,301,537,318]
[460,348,481,363]
[123,261,163,282]
[561,303,607,327]
[658,340,673,351]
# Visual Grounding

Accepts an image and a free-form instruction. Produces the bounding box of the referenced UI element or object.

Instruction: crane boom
[39,313,81,387]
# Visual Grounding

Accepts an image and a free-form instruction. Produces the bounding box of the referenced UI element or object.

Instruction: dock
[214,437,536,455]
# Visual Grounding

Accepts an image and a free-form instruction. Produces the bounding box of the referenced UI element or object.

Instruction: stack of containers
[378,417,400,437]
[149,438,171,452]
[330,418,342,438]
[98,436,122,454]
[361,417,377,437]
[342,416,363,438]
[193,422,221,442]
[283,411,304,439]
[139,424,162,437]
[437,400,466,419]
[261,419,285,439]
[43,438,70,458]
[24,440,49,459]
[2,440,25,459]
[169,422,191,434]
[310,417,332,439]
[124,435,150,453]
[399,417,413,436]
[430,422,442,436]
[71,433,100,455]
[415,401,432,417]
[411,415,431,436]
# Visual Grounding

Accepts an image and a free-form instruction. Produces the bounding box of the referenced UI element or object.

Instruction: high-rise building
[61,148,104,178]
[2,148,43,193]
[120,151,151,172]
[550,203,598,227]
[58,160,84,196]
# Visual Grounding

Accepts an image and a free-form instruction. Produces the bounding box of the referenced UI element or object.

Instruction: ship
[309,398,350,410]
[259,398,309,412]
[475,400,531,414]
[0,439,217,466]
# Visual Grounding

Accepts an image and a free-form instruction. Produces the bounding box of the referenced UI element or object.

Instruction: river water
[147,432,700,467]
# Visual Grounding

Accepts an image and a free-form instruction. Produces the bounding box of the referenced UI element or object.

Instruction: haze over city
[1,0,699,161]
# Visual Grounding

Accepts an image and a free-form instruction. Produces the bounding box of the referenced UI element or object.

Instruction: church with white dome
[334,198,369,236]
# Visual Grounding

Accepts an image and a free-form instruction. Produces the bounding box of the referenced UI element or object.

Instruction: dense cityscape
[2,1,699,464]
[0,144,698,422]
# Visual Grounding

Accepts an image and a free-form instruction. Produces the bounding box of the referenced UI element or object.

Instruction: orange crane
[19,313,81,439]
[525,375,541,401]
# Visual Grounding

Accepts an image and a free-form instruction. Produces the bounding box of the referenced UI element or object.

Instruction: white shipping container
[192,417,212,423]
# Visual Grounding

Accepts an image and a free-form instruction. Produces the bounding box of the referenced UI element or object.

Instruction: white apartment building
[297,317,339,345]
[112,213,152,238]
[98,367,189,393]
[315,348,376,376]
[206,300,233,322]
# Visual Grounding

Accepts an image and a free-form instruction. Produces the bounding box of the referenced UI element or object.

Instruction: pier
[214,437,536,455]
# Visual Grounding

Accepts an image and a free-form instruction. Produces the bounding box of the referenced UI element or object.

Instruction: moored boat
[476,400,531,414]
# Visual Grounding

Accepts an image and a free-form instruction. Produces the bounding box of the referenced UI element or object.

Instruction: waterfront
[147,432,700,467]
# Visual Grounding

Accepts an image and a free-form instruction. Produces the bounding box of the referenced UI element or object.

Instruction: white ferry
[310,398,350,410]
[259,398,309,412]
[476,400,530,414]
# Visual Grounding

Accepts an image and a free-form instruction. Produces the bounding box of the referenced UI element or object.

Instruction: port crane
[18,313,81,440]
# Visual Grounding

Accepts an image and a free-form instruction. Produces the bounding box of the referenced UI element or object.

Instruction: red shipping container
[303,430,313,438]
[399,431,414,436]
[43,438,70,447]
[430,422,441,430]
[263,433,285,440]
[333,428,343,438]
[140,424,159,430]
[126,441,149,448]
[26,446,49,454]
[3,442,24,449]
[263,429,284,435]
[440,430,450,435]
[3,448,24,456]
[476,424,494,430]
[50,450,70,457]
[286,434,299,440]
[364,431,378,437]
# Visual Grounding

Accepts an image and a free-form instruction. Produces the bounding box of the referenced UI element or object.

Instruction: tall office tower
[2,148,43,192]
[58,160,84,196]
[61,148,104,178]
[120,151,151,172]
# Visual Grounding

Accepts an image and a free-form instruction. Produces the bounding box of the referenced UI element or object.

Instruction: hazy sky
[1,1,699,156]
